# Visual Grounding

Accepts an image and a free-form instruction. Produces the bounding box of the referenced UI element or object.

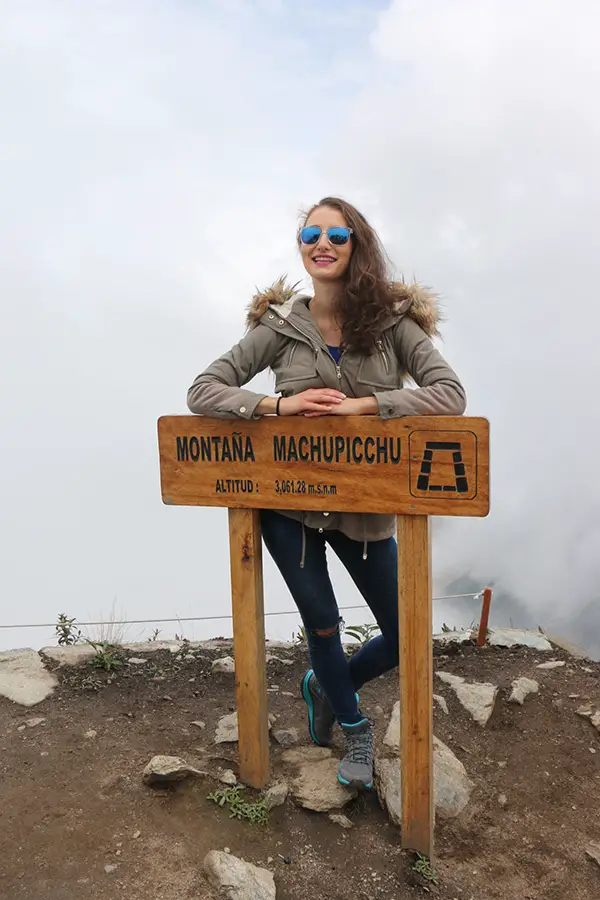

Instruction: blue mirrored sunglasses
[300,225,353,246]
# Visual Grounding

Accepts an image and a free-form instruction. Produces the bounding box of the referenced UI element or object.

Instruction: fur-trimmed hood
[245,275,443,338]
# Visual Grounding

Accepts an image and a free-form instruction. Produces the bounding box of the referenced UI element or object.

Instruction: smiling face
[299,205,353,283]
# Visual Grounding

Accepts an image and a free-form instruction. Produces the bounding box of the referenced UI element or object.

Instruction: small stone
[374,705,384,717]
[281,691,294,697]
[40,751,49,757]
[212,657,235,674]
[536,660,566,670]
[498,794,508,807]
[104,864,118,874]
[17,725,26,732]
[203,850,276,900]
[133,830,141,839]
[329,813,353,829]
[220,769,237,786]
[265,781,289,810]
[267,856,274,864]
[224,847,231,854]
[569,694,581,699]
[142,755,207,784]
[265,653,294,666]
[85,729,97,739]
[272,728,299,747]
[437,672,498,726]
[26,717,46,727]
[585,842,600,868]
[433,694,449,714]
[127,657,148,665]
[508,677,539,705]
[215,711,275,744]
[191,720,206,730]
[498,761,507,768]
[162,695,173,702]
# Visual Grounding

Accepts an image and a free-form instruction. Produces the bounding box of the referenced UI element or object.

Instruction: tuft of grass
[411,852,438,884]
[207,785,269,826]
[85,639,123,671]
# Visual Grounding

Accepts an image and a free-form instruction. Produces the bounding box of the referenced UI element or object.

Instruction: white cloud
[1,0,599,654]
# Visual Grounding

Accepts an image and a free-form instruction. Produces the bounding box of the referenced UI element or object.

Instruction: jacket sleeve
[187,325,281,420]
[373,316,467,419]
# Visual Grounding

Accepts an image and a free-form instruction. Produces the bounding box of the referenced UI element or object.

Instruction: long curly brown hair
[297,196,397,354]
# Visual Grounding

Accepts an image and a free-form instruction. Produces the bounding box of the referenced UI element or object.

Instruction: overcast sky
[1,0,599,655]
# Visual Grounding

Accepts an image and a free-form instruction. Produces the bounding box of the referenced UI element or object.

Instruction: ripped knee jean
[260,509,399,725]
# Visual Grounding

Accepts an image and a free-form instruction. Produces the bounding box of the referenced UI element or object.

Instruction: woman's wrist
[255,396,278,416]
[358,396,379,415]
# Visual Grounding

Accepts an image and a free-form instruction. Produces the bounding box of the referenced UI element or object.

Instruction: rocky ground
[1,630,600,899]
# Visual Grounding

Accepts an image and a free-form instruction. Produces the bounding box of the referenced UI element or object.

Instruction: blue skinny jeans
[260,509,399,725]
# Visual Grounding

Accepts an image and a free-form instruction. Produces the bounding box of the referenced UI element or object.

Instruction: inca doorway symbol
[408,429,479,501]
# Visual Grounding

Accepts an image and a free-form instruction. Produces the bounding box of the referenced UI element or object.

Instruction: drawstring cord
[362,519,368,561]
[300,513,307,569]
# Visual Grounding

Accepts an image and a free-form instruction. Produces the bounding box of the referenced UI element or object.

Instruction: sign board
[157,415,489,517]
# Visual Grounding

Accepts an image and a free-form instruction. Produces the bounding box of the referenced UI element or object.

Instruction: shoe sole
[338,772,373,791]
[301,670,330,747]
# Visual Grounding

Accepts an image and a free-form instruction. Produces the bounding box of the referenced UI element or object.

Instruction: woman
[187,196,466,791]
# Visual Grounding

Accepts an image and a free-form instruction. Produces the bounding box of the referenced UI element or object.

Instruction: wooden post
[228,508,270,789]
[398,514,434,857]
[477,586,492,648]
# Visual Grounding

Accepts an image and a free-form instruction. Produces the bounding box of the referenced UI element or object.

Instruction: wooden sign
[156,413,491,862]
[158,415,489,517]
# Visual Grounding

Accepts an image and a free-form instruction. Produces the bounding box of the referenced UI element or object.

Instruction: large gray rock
[290,757,357,811]
[212,657,236,674]
[0,649,58,706]
[203,850,275,900]
[375,737,474,825]
[383,701,401,749]
[577,706,600,731]
[488,628,552,651]
[508,677,539,705]
[433,630,473,645]
[142,755,207,784]
[437,671,498,725]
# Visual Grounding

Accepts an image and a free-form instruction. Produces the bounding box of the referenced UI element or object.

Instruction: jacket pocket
[355,342,399,390]
[274,339,319,392]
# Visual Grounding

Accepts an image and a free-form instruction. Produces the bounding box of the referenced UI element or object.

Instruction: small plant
[207,785,269,826]
[174,637,191,659]
[344,623,381,646]
[147,628,161,642]
[55,613,82,646]
[293,625,307,645]
[411,852,438,884]
[85,639,123,671]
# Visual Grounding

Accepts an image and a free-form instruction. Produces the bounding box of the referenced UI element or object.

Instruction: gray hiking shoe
[301,669,335,747]
[337,718,374,790]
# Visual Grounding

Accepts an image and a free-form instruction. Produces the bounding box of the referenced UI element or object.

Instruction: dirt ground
[1,638,600,900]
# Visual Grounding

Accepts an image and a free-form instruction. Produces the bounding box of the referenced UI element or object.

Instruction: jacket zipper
[280,317,349,387]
